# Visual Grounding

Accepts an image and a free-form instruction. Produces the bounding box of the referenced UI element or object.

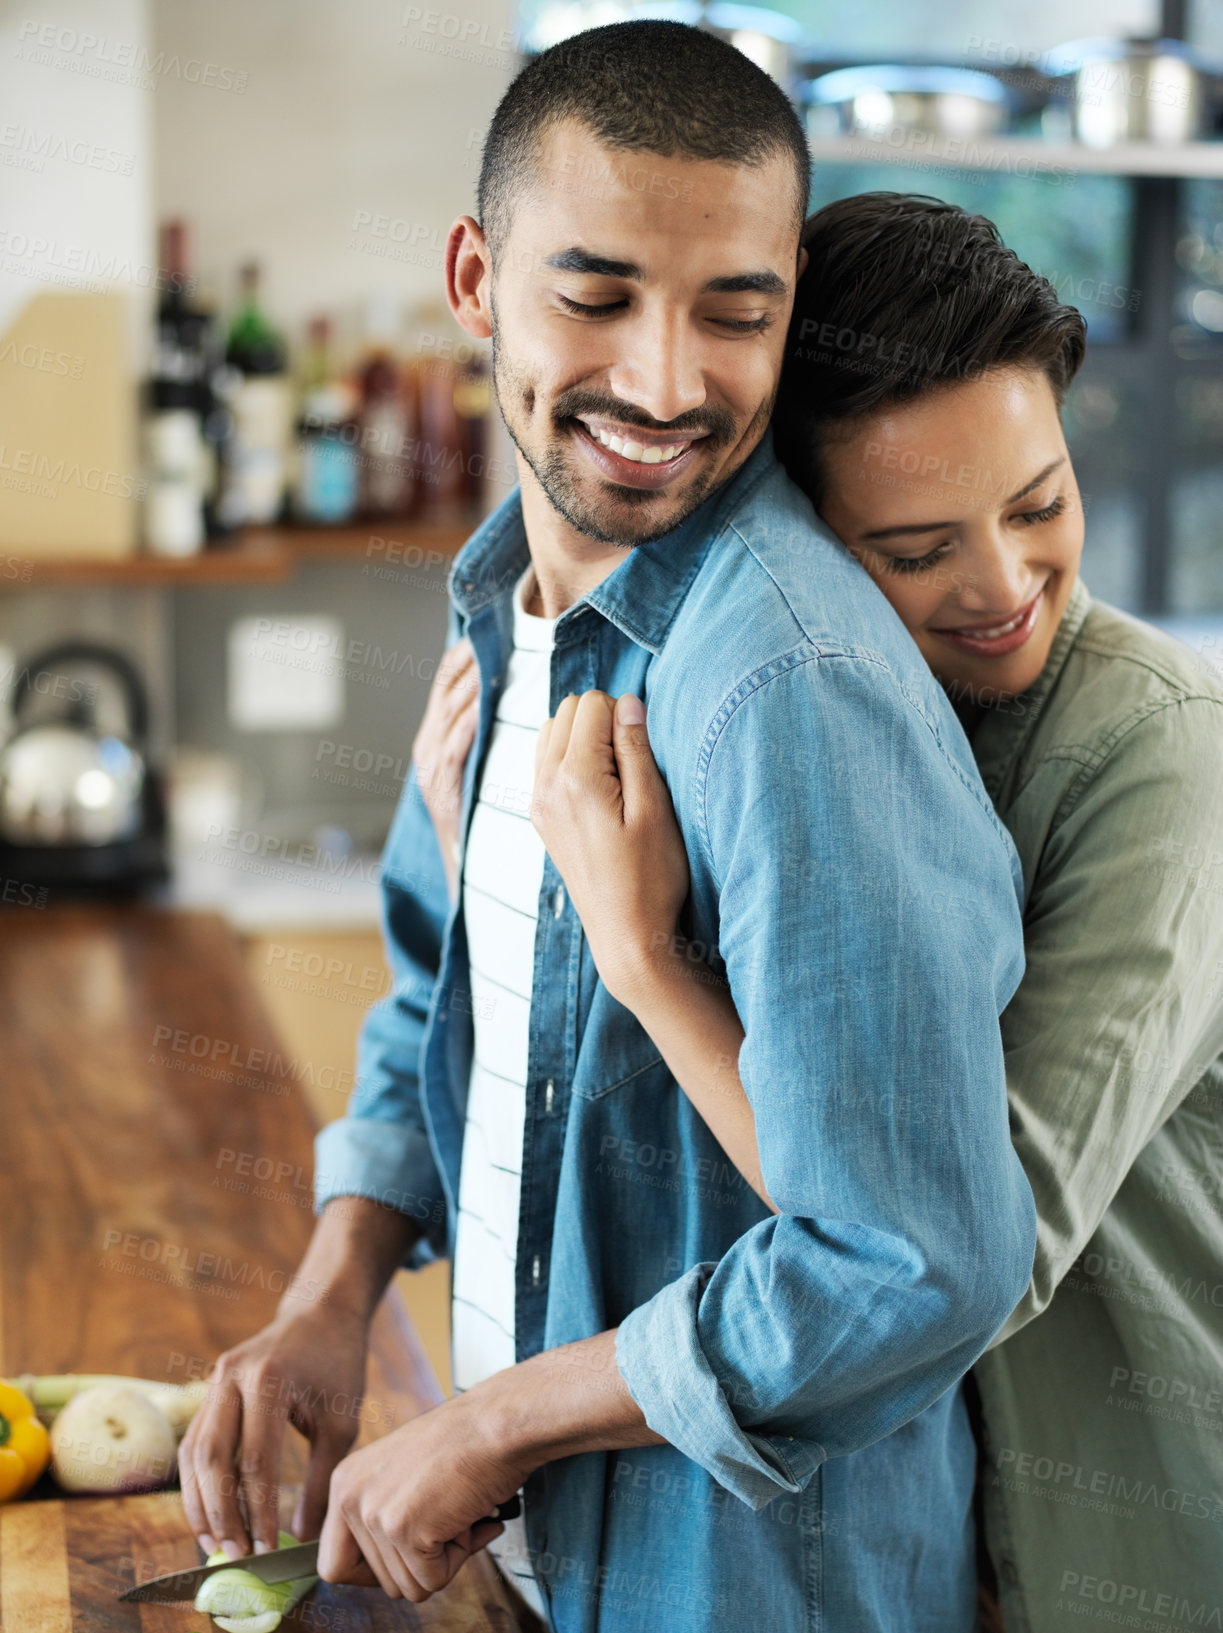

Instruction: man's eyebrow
[702,271,787,296]
[543,248,642,278]
[861,457,1068,541]
[541,250,787,298]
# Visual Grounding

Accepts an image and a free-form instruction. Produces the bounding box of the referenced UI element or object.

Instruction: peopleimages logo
[14,20,248,92]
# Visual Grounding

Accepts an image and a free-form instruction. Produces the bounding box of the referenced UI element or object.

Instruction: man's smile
[569,413,711,490]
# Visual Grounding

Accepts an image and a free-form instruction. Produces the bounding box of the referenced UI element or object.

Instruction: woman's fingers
[611,693,668,825]
[436,636,475,689]
[535,692,582,782]
[565,693,622,799]
[415,642,477,757]
[448,691,479,757]
[431,656,478,740]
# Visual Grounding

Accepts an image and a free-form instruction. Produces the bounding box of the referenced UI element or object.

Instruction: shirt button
[553,885,565,918]
[531,1254,542,1286]
[544,1079,555,1113]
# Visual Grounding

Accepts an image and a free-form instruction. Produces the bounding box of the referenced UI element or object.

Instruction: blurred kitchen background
[3,0,1223,923]
[2,0,1222,1384]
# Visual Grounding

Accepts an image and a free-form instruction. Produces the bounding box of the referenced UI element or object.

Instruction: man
[179,23,1035,1631]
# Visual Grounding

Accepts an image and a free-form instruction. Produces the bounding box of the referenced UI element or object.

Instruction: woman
[413,195,1223,1631]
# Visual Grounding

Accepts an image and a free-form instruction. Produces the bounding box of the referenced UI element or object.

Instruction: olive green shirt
[964,579,1223,1631]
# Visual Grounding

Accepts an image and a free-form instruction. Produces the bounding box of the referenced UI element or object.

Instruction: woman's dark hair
[774,193,1088,507]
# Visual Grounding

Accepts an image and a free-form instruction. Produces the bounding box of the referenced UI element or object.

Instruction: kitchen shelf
[2,519,473,588]
[806,134,1223,178]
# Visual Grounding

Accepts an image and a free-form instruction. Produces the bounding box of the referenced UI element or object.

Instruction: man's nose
[606,309,707,425]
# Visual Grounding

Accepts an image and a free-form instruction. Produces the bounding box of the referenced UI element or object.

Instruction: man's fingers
[317,1505,383,1588]
[293,1427,350,1543]
[468,1518,505,1553]
[237,1401,288,1552]
[410,1536,462,1596]
[346,1516,410,1599]
[186,1383,250,1554]
[177,1422,214,1552]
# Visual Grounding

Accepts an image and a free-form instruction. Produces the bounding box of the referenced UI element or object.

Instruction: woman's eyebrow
[860,457,1068,541]
[862,519,957,540]
[1005,456,1066,504]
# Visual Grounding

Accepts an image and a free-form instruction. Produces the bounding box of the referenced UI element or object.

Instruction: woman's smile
[930,586,1046,659]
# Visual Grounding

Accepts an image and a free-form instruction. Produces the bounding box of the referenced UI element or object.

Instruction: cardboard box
[0,291,140,558]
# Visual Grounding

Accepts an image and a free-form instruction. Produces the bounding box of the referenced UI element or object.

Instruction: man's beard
[490,319,769,549]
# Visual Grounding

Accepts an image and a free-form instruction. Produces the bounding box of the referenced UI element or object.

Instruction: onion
[194,1531,318,1630]
[48,1383,177,1494]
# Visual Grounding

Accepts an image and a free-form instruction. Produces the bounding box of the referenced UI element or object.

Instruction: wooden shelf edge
[806,133,1223,178]
[1,519,477,588]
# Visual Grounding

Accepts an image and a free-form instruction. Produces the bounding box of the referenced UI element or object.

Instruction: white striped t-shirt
[451,562,555,1621]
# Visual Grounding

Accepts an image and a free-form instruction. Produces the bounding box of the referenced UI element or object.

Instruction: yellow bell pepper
[0,1382,50,1501]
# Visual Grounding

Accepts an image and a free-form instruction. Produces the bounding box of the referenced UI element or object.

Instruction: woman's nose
[954,534,1034,613]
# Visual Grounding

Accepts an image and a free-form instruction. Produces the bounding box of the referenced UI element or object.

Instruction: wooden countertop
[0,906,524,1631]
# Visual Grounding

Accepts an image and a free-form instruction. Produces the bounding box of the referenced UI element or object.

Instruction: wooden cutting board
[0,1488,526,1631]
[0,906,527,1631]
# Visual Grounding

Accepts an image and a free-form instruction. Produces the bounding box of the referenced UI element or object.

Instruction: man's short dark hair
[477,20,811,260]
[775,193,1088,507]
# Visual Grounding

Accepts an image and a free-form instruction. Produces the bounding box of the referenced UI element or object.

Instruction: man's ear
[796,244,808,280]
[446,215,493,341]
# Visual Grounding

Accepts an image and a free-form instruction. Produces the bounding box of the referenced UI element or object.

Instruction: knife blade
[117,1494,522,1602]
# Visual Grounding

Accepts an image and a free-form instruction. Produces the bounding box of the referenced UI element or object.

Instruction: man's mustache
[552,388,736,444]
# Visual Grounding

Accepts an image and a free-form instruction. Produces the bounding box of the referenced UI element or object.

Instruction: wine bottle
[357,297,415,520]
[221,261,292,527]
[293,316,360,525]
[144,220,210,554]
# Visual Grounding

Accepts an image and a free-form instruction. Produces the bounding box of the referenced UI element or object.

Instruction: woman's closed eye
[883,493,1070,574]
[1015,494,1068,526]
[888,542,951,575]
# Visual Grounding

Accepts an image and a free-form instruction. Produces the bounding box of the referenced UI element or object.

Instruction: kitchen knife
[117,1493,522,1602]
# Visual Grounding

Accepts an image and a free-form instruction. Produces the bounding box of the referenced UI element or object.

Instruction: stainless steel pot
[1047,37,1208,146]
[520,2,798,89]
[807,65,1011,140]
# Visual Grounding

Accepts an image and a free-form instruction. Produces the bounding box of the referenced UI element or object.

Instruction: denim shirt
[315,434,1037,1633]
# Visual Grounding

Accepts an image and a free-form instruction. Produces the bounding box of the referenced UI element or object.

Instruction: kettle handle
[13,641,150,741]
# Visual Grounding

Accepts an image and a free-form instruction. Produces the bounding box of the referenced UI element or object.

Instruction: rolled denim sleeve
[313,610,459,1271]
[616,649,1036,1507]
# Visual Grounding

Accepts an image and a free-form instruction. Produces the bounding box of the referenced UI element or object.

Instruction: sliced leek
[2,1374,209,1439]
[194,1531,318,1631]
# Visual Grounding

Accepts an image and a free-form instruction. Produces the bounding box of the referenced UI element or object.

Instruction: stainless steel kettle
[0,642,151,847]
